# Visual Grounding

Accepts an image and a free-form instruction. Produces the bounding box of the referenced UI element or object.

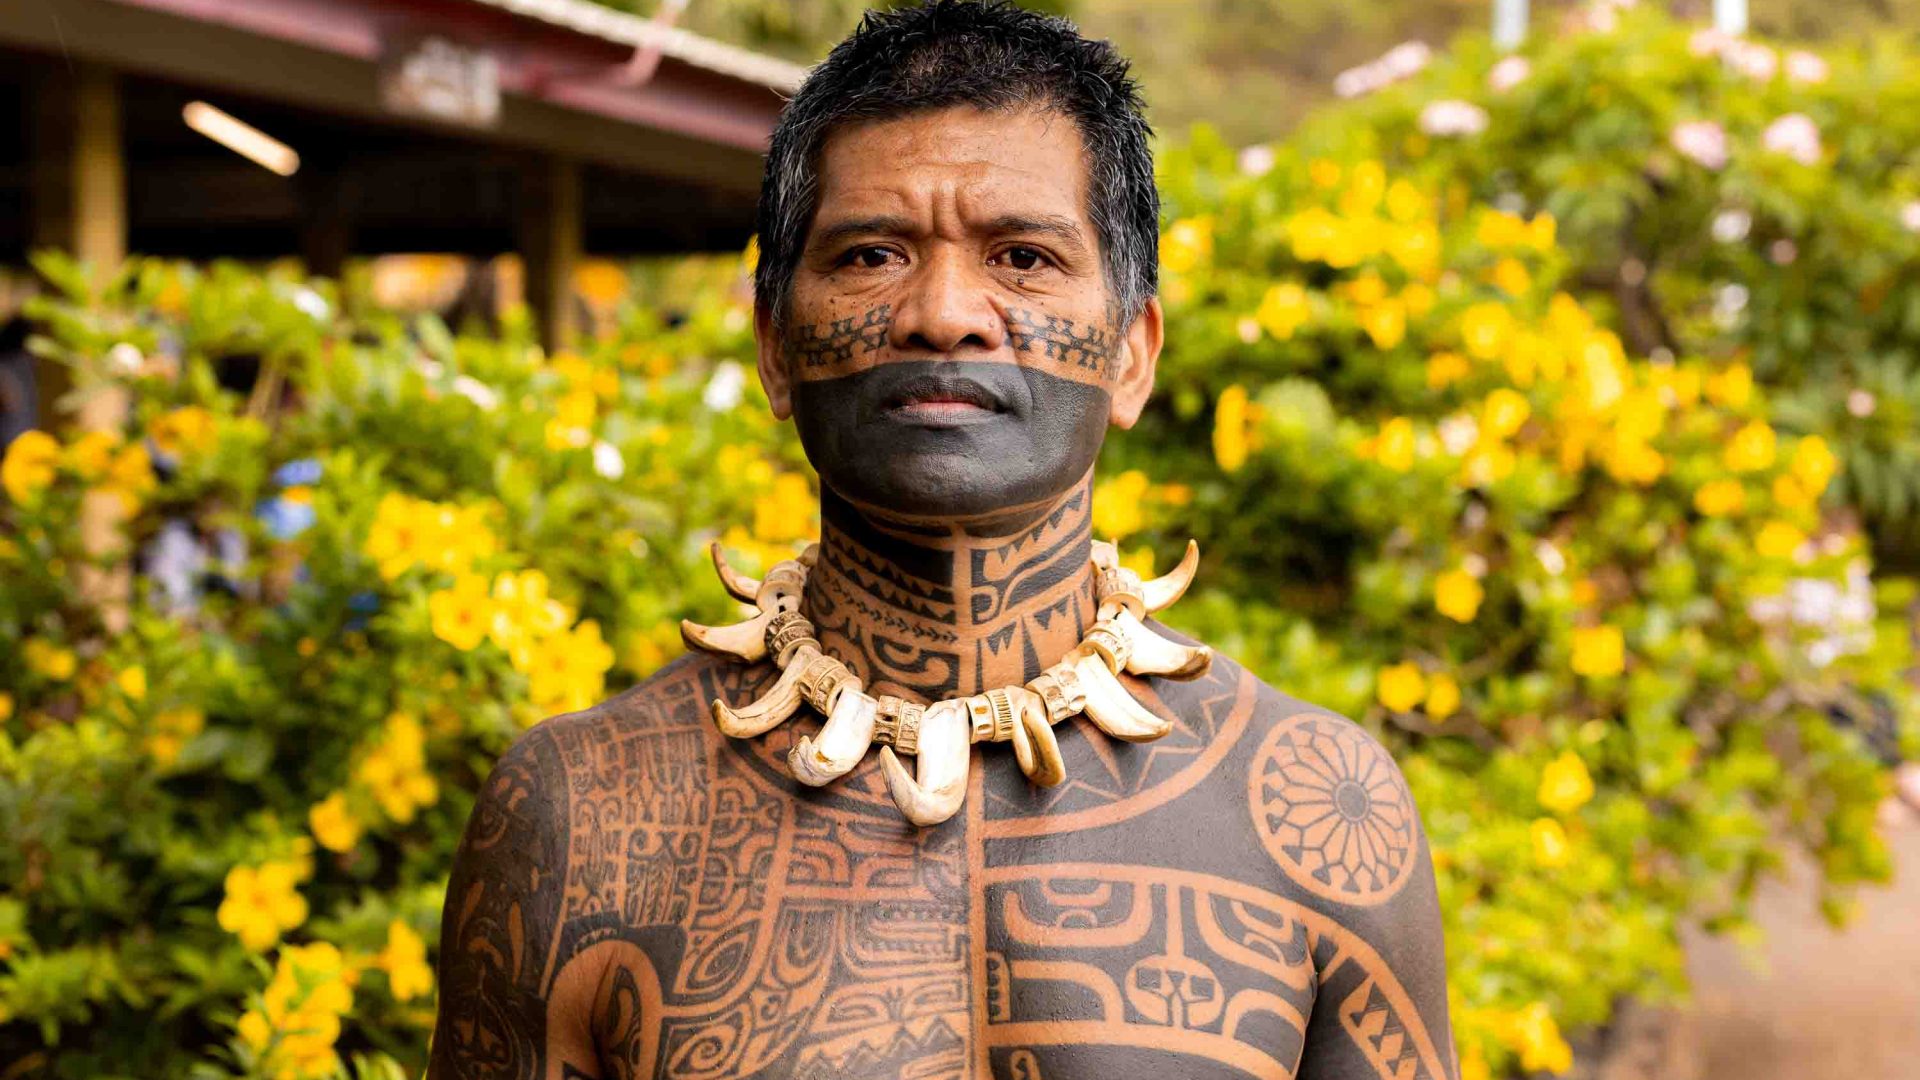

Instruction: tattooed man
[430,3,1456,1077]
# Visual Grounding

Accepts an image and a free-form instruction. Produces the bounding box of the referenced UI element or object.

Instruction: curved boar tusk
[1111,608,1213,681]
[1089,539,1119,570]
[1073,650,1172,743]
[1139,540,1201,614]
[789,688,879,787]
[710,541,761,604]
[1008,687,1065,787]
[879,700,971,826]
[711,645,814,738]
[679,607,773,663]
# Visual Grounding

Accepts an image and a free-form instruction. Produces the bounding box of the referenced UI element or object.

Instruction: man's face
[757,105,1162,520]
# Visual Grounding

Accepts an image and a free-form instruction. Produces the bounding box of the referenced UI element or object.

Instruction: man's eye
[998,247,1046,272]
[844,247,897,269]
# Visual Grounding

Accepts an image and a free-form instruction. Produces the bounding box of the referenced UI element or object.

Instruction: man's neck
[802,477,1098,702]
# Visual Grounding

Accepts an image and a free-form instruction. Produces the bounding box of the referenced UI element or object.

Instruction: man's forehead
[810,105,1092,232]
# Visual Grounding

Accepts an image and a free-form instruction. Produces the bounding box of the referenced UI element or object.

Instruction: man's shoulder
[1149,639,1402,769]
[483,651,749,811]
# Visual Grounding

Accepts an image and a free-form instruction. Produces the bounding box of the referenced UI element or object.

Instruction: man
[430,3,1455,1077]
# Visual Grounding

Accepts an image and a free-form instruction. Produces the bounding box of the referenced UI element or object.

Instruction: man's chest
[545,700,1346,1080]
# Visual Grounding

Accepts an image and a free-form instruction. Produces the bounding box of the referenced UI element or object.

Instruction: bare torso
[431,647,1454,1080]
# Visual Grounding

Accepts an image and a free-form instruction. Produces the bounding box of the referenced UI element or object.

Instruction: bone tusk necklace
[680,538,1212,827]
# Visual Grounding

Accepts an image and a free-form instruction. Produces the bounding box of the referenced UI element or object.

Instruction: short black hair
[754,0,1157,331]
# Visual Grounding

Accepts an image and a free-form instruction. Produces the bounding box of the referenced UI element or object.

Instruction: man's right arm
[428,724,598,1078]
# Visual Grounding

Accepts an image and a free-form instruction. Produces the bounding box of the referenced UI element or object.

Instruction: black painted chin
[791,360,1110,519]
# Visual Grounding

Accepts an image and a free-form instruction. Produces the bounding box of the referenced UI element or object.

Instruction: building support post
[519,155,582,354]
[28,60,130,626]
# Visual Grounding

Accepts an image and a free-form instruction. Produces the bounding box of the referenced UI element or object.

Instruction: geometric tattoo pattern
[1249,715,1417,907]
[430,471,1457,1079]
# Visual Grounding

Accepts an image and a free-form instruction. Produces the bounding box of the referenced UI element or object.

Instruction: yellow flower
[116,665,147,702]
[752,473,816,544]
[1388,222,1441,279]
[358,714,438,824]
[1528,213,1558,252]
[149,405,218,460]
[147,706,205,767]
[1771,473,1815,510]
[1308,158,1343,189]
[1704,362,1753,408]
[1361,301,1407,349]
[1602,437,1666,486]
[1538,751,1595,814]
[1570,624,1625,678]
[1459,303,1514,360]
[308,793,362,853]
[1693,479,1747,517]
[1372,416,1418,473]
[1338,161,1387,216]
[1287,206,1342,264]
[1434,569,1484,623]
[1094,470,1151,540]
[526,619,616,716]
[1489,257,1532,296]
[1531,817,1572,867]
[250,942,355,1080]
[216,862,308,951]
[1161,216,1214,274]
[1425,673,1461,719]
[64,430,120,479]
[0,693,11,722]
[1476,209,1529,249]
[491,569,572,656]
[1376,662,1427,713]
[1385,179,1429,223]
[1723,420,1777,473]
[1426,351,1470,390]
[1481,389,1531,439]
[1255,283,1311,340]
[1790,435,1837,494]
[23,639,77,681]
[2,430,61,504]
[429,573,496,652]
[1755,520,1807,560]
[1400,283,1436,317]
[378,920,434,1002]
[1213,384,1251,473]
[1509,1001,1574,1074]
[106,442,154,503]
[363,493,428,580]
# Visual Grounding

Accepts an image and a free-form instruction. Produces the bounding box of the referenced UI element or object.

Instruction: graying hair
[753,0,1158,333]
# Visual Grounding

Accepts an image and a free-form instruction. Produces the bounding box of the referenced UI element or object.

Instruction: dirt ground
[1679,803,1920,1080]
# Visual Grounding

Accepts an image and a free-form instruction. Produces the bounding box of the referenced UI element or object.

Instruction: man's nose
[888,247,1006,356]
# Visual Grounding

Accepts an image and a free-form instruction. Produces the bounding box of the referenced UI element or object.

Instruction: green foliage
[1264,5,1920,563]
[1123,8,1919,1074]
[0,251,802,1076]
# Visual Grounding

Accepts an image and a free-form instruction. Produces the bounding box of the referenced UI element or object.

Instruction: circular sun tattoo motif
[1249,713,1417,906]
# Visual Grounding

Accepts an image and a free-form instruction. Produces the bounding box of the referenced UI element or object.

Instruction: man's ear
[755,304,793,421]
[1108,296,1163,430]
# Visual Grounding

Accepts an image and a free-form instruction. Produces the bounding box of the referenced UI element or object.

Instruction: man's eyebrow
[808,215,917,251]
[982,213,1089,248]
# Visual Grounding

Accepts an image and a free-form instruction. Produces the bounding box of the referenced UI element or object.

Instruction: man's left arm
[1262,715,1457,1080]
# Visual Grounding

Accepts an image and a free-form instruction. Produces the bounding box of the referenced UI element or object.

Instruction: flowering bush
[3,12,1919,1074]
[1126,16,1919,1073]
[1270,4,1920,561]
[0,252,806,1075]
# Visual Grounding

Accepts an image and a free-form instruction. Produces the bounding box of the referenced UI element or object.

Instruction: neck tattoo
[680,515,1212,826]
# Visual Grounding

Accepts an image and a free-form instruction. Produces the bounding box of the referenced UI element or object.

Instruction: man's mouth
[881,375,1006,424]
